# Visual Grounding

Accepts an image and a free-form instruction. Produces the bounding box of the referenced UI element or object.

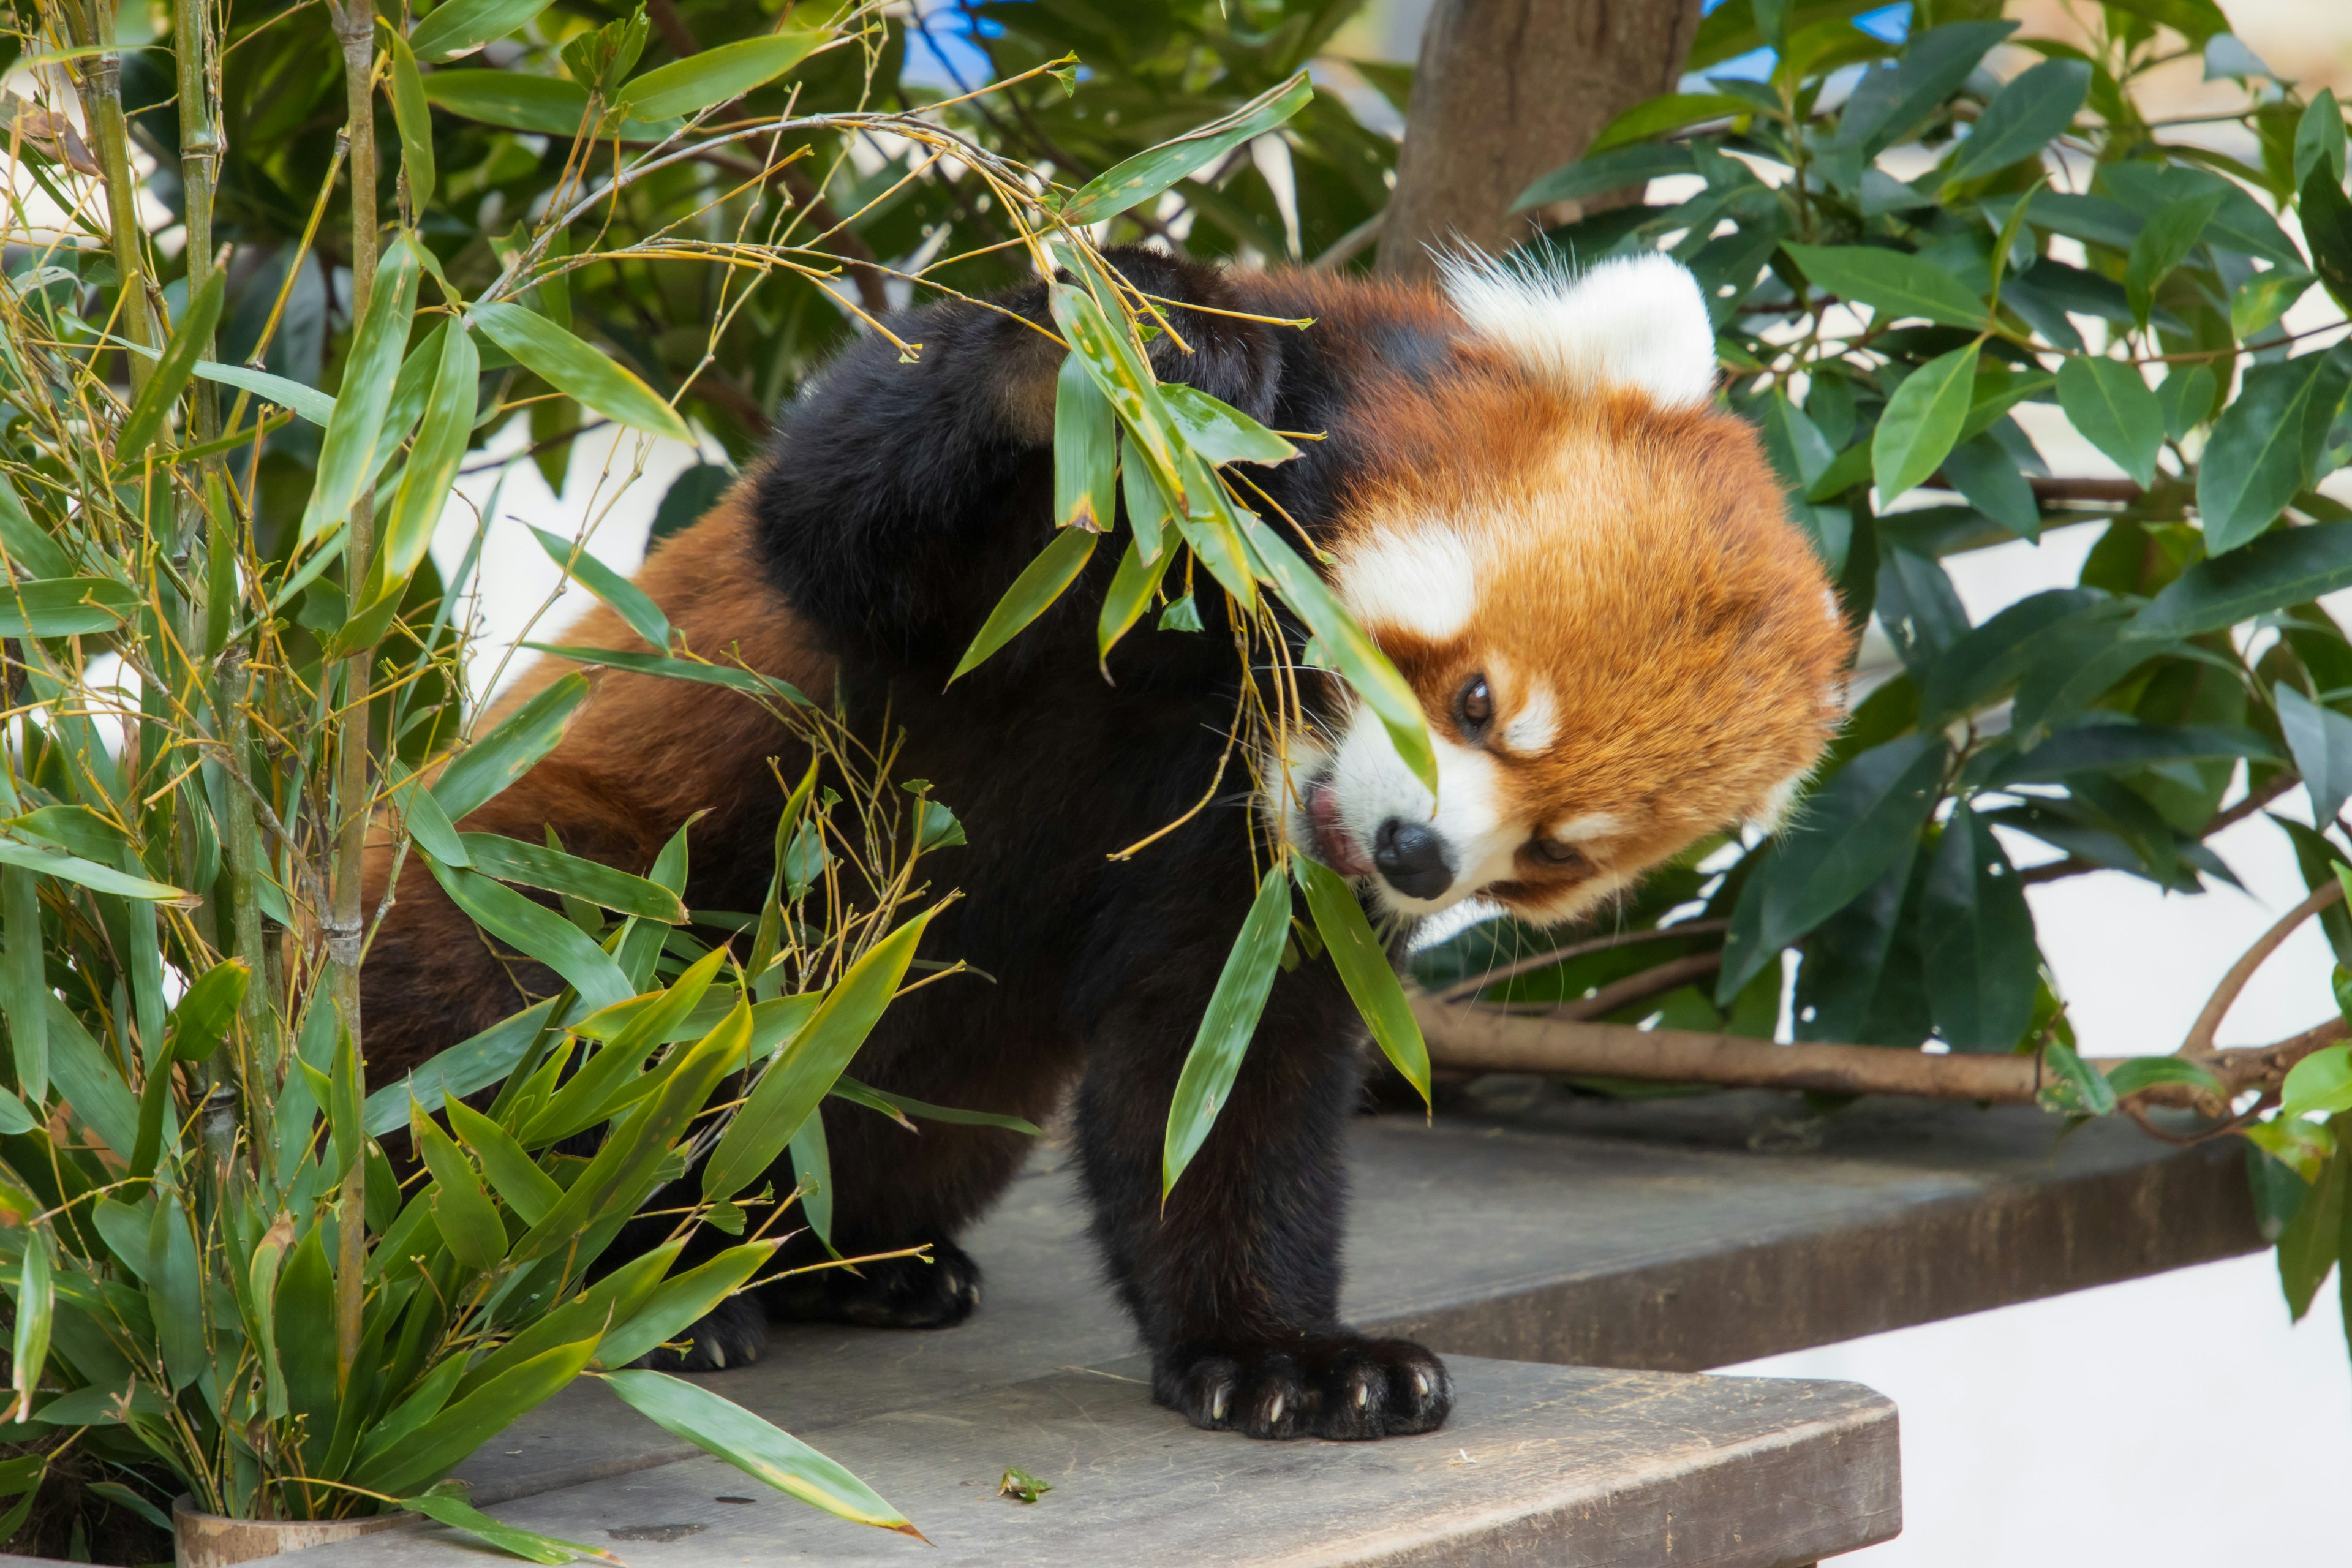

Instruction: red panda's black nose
[1374,819,1453,902]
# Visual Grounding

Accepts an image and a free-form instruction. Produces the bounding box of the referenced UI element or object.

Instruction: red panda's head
[1286,252,1854,927]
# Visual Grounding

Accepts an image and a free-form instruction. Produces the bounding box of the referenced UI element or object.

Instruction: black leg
[1073,952,1452,1441]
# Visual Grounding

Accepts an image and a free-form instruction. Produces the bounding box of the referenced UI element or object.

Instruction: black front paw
[760,1235,982,1329]
[1154,1335,1452,1441]
[635,1292,769,1372]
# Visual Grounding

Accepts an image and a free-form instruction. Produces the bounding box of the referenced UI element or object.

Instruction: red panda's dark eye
[1533,840,1585,868]
[1457,674,1492,736]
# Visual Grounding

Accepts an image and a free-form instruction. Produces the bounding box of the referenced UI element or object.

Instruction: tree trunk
[1377,0,1703,279]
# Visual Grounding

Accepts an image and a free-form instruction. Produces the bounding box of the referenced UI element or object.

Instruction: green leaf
[2297,89,2348,190]
[2301,164,2352,317]
[2281,1044,2352,1118]
[2055,356,2162,489]
[2104,1056,2225,1098]
[702,908,940,1200]
[1161,385,1298,467]
[413,1106,508,1273]
[2124,190,2224,325]
[421,71,624,137]
[0,576,138,637]
[345,320,480,652]
[1944,59,2090,186]
[2276,684,2352,826]
[115,268,224,460]
[0,834,187,902]
[527,526,671,650]
[594,1240,778,1369]
[1163,864,1292,1197]
[409,0,553,61]
[2038,1040,2118,1117]
[1939,435,2040,542]
[1872,342,1980,503]
[616,28,831,121]
[1096,534,1172,663]
[1782,243,1988,329]
[1294,857,1428,1104]
[187,359,336,427]
[431,671,590,823]
[444,1097,565,1224]
[385,29,436,209]
[1586,92,1755,157]
[518,643,805,703]
[1719,734,1945,1000]
[1829,21,2017,161]
[2139,522,2352,636]
[458,832,686,922]
[470,302,689,442]
[2197,349,2352,553]
[148,1192,205,1391]
[400,1490,613,1566]
[358,1338,602,1497]
[1919,804,2038,1052]
[300,235,421,545]
[0,474,71,578]
[1515,144,1695,211]
[168,959,249,1065]
[1047,279,1190,521]
[1060,71,1311,225]
[2232,266,2314,341]
[425,858,634,1012]
[1236,514,1436,795]
[10,1242,49,1422]
[1053,354,1117,533]
[948,527,1095,683]
[831,1076,1041,1136]
[2278,1131,2347,1320]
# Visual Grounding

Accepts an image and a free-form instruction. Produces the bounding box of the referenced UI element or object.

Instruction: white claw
[707,1344,727,1370]
[1267,1394,1286,1425]
[1210,1386,1230,1422]
[1356,1382,1371,1409]
[1411,1371,1428,1398]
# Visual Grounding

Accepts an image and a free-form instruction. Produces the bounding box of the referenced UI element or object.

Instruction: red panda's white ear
[1437,251,1717,409]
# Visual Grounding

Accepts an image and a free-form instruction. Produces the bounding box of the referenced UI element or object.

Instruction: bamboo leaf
[831,1076,1042,1135]
[1163,864,1292,1196]
[702,908,940,1200]
[249,1216,293,1420]
[186,360,336,427]
[115,269,224,459]
[598,1370,919,1536]
[166,959,248,1065]
[430,671,590,823]
[948,527,1095,682]
[1096,533,1172,662]
[385,28,436,209]
[412,1107,509,1273]
[10,1241,50,1421]
[443,1097,563,1225]
[524,946,728,1147]
[1161,384,1298,467]
[0,835,187,903]
[410,0,552,60]
[615,29,832,120]
[357,1338,601,1497]
[1294,857,1428,1104]
[1054,353,1116,532]
[1,866,43,1106]
[343,320,480,653]
[148,1193,205,1391]
[1060,71,1311,224]
[470,302,690,442]
[0,576,138,637]
[458,832,687,922]
[594,1240,778,1369]
[1047,280,1187,508]
[300,236,421,545]
[527,526,671,650]
[518,643,807,702]
[424,859,635,1012]
[401,1488,618,1566]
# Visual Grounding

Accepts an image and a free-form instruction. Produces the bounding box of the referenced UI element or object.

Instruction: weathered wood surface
[284,1357,1898,1567]
[403,1090,2248,1515]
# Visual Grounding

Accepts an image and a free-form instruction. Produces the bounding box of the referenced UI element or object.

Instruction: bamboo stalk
[64,0,157,378]
[324,0,380,1392]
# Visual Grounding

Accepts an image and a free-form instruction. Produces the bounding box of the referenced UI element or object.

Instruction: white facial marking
[1301,707,1526,917]
[1500,685,1559,754]
[1549,812,1620,843]
[1436,250,1717,410]
[1335,529,1476,643]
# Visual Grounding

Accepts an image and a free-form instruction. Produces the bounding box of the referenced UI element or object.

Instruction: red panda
[361,246,1850,1442]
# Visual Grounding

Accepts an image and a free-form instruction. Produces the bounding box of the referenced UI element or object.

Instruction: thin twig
[2177,876,2344,1057]
[1435,918,1730,1003]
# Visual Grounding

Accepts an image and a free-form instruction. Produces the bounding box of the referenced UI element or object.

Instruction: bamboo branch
[1415,992,2347,1110]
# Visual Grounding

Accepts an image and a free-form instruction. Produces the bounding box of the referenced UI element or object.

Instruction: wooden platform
[260,1089,2256,1566]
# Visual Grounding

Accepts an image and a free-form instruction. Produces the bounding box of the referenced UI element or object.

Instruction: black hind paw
[1155,1334,1452,1441]
[635,1292,769,1372]
[763,1236,982,1329]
